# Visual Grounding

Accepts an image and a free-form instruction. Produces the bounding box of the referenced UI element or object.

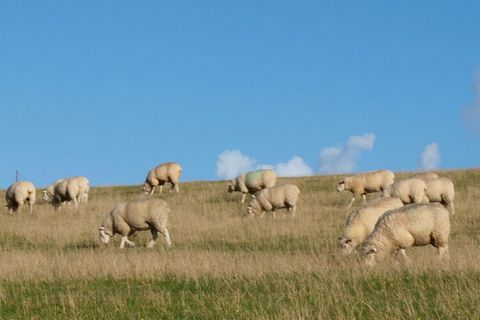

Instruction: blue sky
[1,1,479,187]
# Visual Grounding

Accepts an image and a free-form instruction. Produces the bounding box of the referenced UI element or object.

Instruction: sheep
[338,197,404,255]
[383,178,429,205]
[43,176,90,209]
[336,170,395,207]
[424,177,455,214]
[5,181,36,214]
[228,169,277,203]
[247,184,300,218]
[99,198,171,249]
[143,162,182,195]
[364,203,450,266]
[412,172,439,181]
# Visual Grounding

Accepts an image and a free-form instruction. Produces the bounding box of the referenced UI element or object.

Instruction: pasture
[0,169,480,319]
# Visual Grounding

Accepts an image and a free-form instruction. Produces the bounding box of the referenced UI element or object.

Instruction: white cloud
[463,74,480,133]
[318,133,376,174]
[217,150,313,179]
[216,150,255,179]
[271,156,313,177]
[419,143,441,171]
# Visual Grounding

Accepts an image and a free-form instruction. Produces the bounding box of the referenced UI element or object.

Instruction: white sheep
[424,177,455,214]
[247,184,300,218]
[383,178,429,205]
[228,169,277,203]
[5,181,36,214]
[337,170,395,207]
[143,162,182,195]
[44,176,90,209]
[364,203,450,266]
[99,198,171,249]
[338,197,404,255]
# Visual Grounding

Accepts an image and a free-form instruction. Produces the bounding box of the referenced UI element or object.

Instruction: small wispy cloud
[463,74,480,133]
[419,143,441,171]
[216,150,255,179]
[318,133,376,174]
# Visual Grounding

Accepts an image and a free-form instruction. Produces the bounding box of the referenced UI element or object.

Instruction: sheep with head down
[228,169,277,203]
[424,177,455,214]
[99,198,171,249]
[364,203,450,266]
[143,162,182,195]
[338,197,404,255]
[247,184,300,218]
[43,176,90,209]
[337,170,395,207]
[5,181,36,214]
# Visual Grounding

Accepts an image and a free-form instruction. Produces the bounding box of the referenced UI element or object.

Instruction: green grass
[1,272,479,319]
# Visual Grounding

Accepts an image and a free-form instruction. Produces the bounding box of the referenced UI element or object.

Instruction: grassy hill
[0,169,480,319]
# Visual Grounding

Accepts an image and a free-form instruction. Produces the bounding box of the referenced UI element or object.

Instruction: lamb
[143,162,182,195]
[43,176,90,209]
[336,170,395,207]
[228,169,277,203]
[5,181,36,214]
[364,203,450,266]
[424,177,455,214]
[247,184,300,218]
[338,197,404,255]
[99,198,171,249]
[383,178,429,205]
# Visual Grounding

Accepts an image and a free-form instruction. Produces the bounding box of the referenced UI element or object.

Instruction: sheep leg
[290,206,297,218]
[271,210,276,219]
[447,202,455,215]
[72,196,79,210]
[362,194,367,204]
[241,193,246,203]
[158,226,172,247]
[147,229,159,248]
[119,236,135,249]
[158,185,163,193]
[174,183,180,193]
[27,202,33,214]
[347,197,355,208]
[438,245,449,260]
[395,249,410,264]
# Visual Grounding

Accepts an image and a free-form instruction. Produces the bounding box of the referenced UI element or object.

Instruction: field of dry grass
[0,169,479,319]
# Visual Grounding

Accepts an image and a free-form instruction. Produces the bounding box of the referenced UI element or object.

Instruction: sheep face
[364,246,378,266]
[142,183,152,194]
[336,182,345,192]
[338,236,356,255]
[43,190,53,202]
[247,199,262,216]
[99,227,111,245]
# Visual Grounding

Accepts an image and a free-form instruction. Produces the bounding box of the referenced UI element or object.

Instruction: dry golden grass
[0,169,479,318]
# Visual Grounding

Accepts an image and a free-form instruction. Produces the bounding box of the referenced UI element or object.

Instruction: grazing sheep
[424,177,455,214]
[247,184,300,218]
[44,176,90,209]
[337,170,395,207]
[364,203,450,266]
[5,181,36,214]
[412,172,439,181]
[143,162,182,195]
[338,197,404,255]
[228,169,277,203]
[99,198,171,249]
[383,178,429,205]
